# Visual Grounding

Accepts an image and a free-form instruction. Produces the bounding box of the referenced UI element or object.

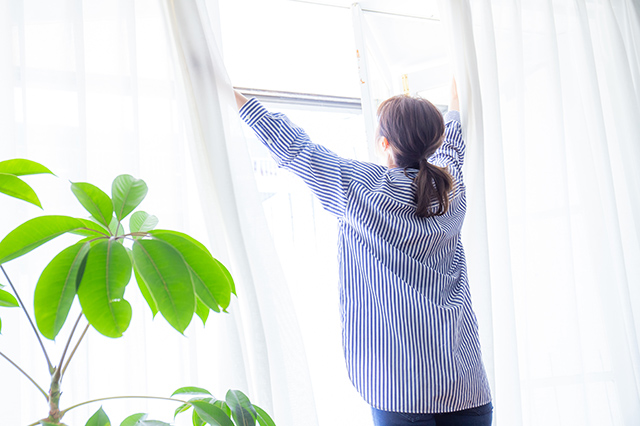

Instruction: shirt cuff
[444,109,461,124]
[239,97,269,127]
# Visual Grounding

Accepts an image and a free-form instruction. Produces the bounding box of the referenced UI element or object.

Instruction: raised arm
[237,97,354,217]
[430,78,465,184]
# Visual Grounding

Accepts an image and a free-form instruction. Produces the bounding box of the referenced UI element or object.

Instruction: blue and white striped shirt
[240,98,492,414]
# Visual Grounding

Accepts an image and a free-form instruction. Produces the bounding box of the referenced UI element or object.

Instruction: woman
[234,80,493,426]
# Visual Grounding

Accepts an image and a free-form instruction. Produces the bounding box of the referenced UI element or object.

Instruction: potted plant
[0,159,276,426]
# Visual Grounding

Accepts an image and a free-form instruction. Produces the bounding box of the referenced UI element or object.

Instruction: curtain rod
[289,0,441,22]
[235,87,363,110]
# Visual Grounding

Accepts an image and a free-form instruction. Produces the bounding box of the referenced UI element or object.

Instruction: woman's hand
[234,89,249,110]
[449,77,459,112]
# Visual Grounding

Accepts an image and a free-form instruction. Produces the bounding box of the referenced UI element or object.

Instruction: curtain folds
[0,1,318,425]
[437,0,640,424]
[161,1,318,425]
[3,1,639,425]
[437,2,522,424]
[0,1,216,423]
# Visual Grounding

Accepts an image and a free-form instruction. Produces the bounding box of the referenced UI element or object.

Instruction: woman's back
[344,161,465,274]
[239,96,491,414]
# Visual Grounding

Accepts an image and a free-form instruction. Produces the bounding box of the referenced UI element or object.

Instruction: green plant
[0,158,54,210]
[0,160,276,426]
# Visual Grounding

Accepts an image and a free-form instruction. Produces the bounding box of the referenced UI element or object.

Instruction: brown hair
[376,95,453,217]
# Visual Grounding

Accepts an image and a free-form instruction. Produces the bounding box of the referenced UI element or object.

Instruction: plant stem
[0,265,53,373]
[89,236,109,244]
[0,350,48,400]
[57,312,83,377]
[48,316,84,422]
[125,232,149,238]
[117,232,149,243]
[48,364,62,421]
[60,395,188,416]
[60,323,90,379]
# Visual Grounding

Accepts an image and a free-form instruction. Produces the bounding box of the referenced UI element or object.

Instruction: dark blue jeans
[371,402,493,426]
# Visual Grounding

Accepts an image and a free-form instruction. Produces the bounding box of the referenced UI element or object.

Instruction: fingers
[234,89,249,110]
[449,76,460,112]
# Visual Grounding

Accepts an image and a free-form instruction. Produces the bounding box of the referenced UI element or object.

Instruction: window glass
[241,99,373,425]
[219,0,361,97]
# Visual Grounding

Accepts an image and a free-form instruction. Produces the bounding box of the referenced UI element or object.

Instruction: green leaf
[77,240,132,338]
[130,211,159,234]
[86,407,111,426]
[134,266,158,317]
[172,233,234,296]
[195,298,209,325]
[0,173,43,208]
[214,400,232,418]
[174,403,191,418]
[0,288,18,307]
[76,246,90,290]
[172,386,212,397]
[70,218,111,238]
[190,400,234,426]
[150,230,232,310]
[34,242,90,340]
[189,397,213,403]
[120,414,171,426]
[108,215,125,237]
[192,410,205,426]
[254,406,276,426]
[0,159,54,176]
[71,182,114,228]
[132,239,194,333]
[215,259,235,297]
[121,414,147,426]
[88,217,111,232]
[149,230,234,296]
[0,215,85,264]
[112,175,148,221]
[225,389,257,426]
[0,317,2,333]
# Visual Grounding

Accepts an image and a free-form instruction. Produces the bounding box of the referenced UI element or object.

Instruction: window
[239,90,370,425]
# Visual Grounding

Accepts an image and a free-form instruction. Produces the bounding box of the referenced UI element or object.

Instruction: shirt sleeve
[239,98,353,217]
[430,110,465,183]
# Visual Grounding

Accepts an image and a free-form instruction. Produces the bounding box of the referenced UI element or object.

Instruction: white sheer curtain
[4,1,640,425]
[0,1,317,425]
[436,0,640,425]
[0,1,204,424]
[161,1,318,425]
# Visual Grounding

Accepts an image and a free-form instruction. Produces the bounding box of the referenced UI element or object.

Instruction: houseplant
[0,159,276,426]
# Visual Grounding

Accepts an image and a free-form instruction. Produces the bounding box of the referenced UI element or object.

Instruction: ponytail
[377,95,453,218]
[414,158,453,217]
